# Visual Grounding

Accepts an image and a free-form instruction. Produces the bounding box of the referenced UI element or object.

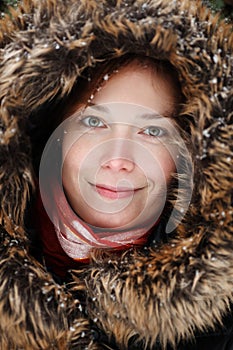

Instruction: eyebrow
[136,113,164,120]
[87,103,171,120]
[87,103,110,113]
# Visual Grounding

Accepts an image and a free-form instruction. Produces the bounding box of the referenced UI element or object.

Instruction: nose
[101,158,135,172]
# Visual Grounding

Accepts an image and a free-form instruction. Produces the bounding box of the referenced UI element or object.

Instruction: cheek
[142,146,177,185]
[62,140,90,182]
[159,153,176,182]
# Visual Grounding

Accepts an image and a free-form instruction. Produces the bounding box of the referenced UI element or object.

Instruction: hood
[0,0,232,349]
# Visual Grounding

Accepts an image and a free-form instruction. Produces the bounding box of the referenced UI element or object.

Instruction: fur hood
[0,0,232,349]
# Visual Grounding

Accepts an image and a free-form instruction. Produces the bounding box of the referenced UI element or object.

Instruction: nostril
[101,158,135,172]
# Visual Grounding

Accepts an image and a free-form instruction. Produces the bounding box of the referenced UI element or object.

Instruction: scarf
[38,180,151,276]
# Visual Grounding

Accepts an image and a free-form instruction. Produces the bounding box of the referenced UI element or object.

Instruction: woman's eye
[142,126,166,137]
[82,116,105,128]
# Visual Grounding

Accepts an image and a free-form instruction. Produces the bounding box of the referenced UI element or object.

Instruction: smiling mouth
[91,183,143,199]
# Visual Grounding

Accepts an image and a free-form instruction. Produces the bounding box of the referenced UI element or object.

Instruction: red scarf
[37,181,150,276]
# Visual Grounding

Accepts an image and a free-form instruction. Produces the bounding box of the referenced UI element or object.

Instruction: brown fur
[0,0,232,348]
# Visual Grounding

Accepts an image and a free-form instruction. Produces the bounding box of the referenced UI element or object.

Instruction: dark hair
[61,54,184,121]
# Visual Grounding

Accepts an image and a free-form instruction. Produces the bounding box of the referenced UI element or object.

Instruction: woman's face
[62,63,179,230]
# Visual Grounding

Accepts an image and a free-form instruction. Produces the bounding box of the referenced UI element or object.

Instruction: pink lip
[93,184,136,199]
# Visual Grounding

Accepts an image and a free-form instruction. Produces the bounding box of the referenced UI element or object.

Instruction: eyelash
[81,116,167,138]
[81,116,106,128]
[140,126,167,138]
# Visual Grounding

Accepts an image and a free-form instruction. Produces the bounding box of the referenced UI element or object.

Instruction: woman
[38,56,190,278]
[0,0,232,349]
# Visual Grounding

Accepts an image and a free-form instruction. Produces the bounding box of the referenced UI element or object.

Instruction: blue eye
[82,116,105,128]
[142,126,165,137]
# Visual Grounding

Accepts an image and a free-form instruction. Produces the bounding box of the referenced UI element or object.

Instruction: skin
[62,63,179,231]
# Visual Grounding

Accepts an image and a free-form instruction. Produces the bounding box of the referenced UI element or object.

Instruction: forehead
[63,61,179,121]
[91,64,177,117]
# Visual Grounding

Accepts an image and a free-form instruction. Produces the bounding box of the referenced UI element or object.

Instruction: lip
[91,183,142,199]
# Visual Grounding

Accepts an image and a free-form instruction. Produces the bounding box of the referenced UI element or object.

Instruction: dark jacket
[0,0,233,349]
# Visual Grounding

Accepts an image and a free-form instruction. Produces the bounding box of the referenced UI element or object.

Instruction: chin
[91,221,127,230]
[86,214,134,231]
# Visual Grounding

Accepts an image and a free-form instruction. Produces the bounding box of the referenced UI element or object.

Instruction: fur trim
[0,226,96,349]
[0,0,232,348]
